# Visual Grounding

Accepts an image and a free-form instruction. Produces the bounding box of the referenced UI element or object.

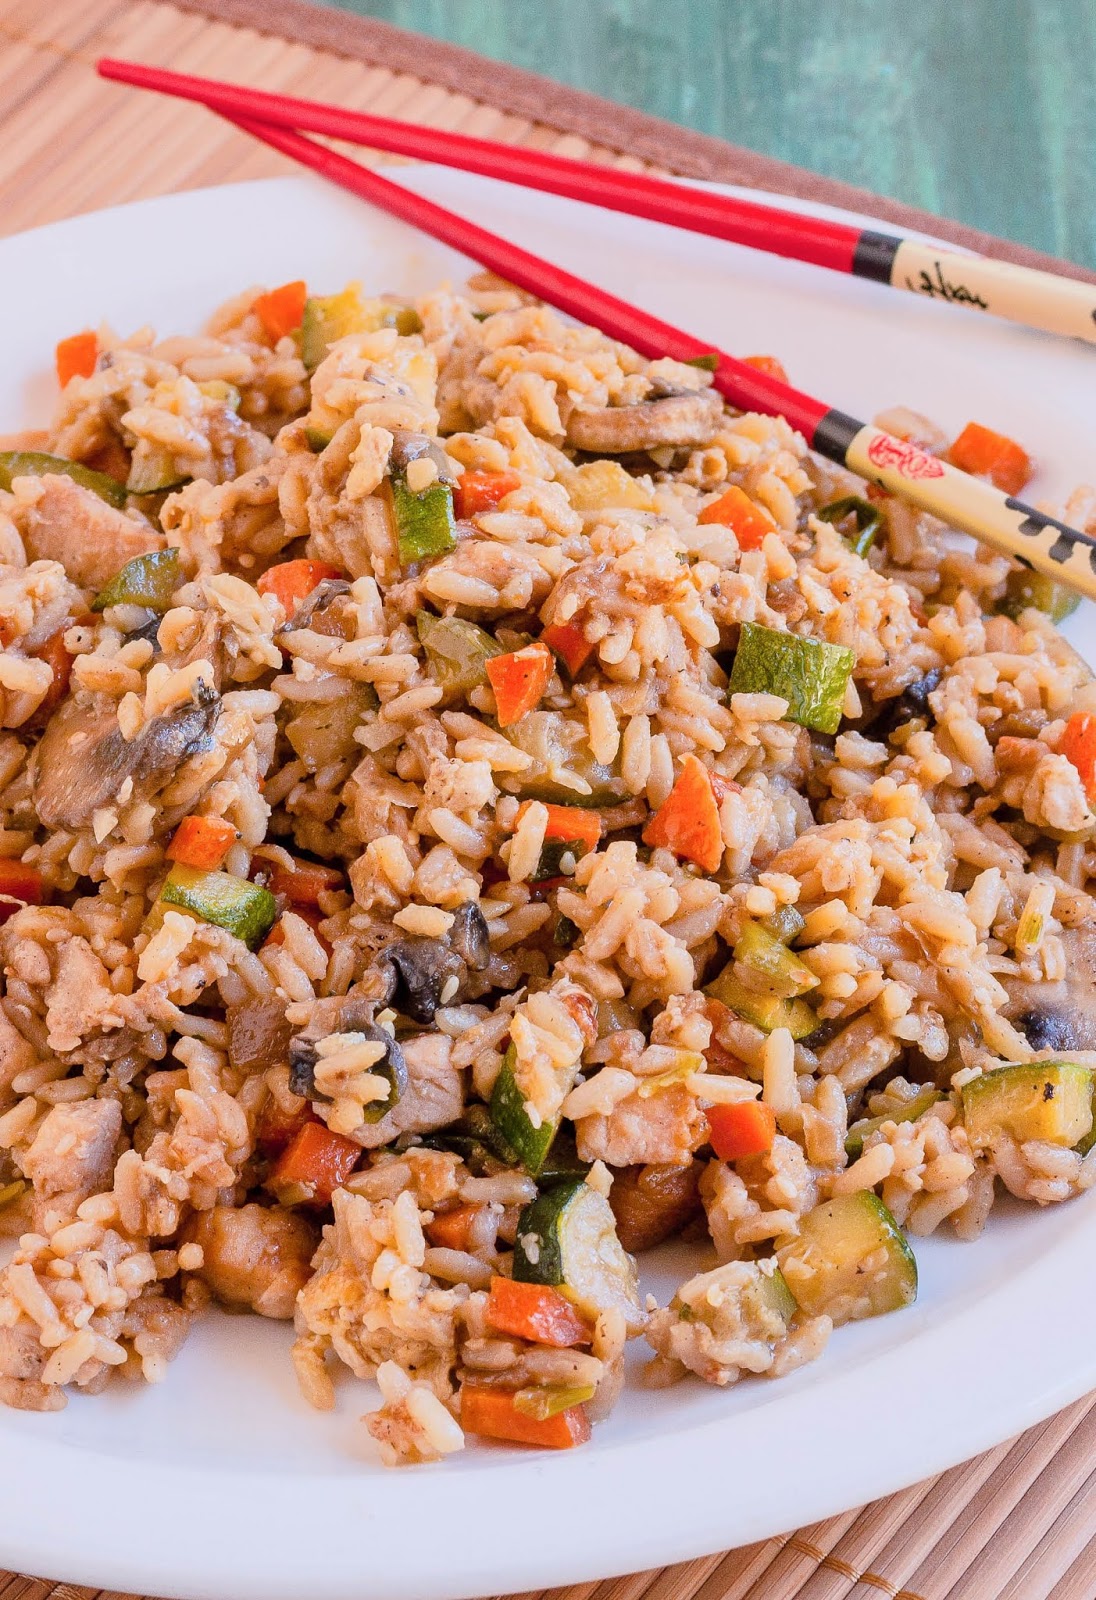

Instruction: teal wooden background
[322,0,1096,270]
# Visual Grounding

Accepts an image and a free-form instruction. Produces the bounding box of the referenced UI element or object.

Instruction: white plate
[1,171,1094,1600]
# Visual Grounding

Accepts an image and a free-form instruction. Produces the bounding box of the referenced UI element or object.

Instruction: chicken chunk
[16,474,163,591]
[186,1203,319,1319]
[576,1083,708,1167]
[20,1098,122,1224]
[565,389,724,454]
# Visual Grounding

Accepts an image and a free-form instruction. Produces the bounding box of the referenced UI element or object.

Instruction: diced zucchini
[553,913,581,949]
[503,711,622,806]
[705,963,818,1039]
[513,1178,644,1331]
[756,1262,797,1324]
[845,1085,943,1158]
[1000,567,1080,624]
[391,475,456,566]
[490,1047,557,1175]
[733,920,818,999]
[684,352,719,371]
[0,450,127,509]
[728,621,855,735]
[416,611,502,697]
[285,684,379,769]
[159,864,277,950]
[776,1193,917,1325]
[536,1127,590,1187]
[513,1382,596,1419]
[356,1036,409,1125]
[761,905,805,945]
[961,1061,1094,1151]
[126,444,190,495]
[565,460,656,512]
[531,837,591,882]
[816,495,886,559]
[305,426,334,452]
[197,379,241,412]
[301,287,422,371]
[91,548,181,614]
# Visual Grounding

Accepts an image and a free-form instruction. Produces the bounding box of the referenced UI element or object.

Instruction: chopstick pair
[97,58,1096,603]
[98,59,1096,349]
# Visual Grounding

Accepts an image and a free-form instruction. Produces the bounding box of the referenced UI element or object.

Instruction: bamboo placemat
[1,4,1095,1598]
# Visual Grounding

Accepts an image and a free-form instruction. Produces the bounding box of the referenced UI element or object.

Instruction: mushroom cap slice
[32,689,220,830]
[565,388,724,454]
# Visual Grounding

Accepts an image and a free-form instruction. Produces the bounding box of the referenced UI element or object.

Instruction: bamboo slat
[0,3,1093,1598]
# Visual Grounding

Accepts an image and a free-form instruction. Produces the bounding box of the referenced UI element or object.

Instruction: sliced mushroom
[31,686,220,830]
[565,389,724,454]
[277,578,352,637]
[375,939,465,1025]
[448,901,491,972]
[289,1019,408,1122]
[389,429,455,484]
[1002,925,1096,1053]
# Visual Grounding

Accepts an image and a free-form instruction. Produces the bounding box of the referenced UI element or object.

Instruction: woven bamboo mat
[1,4,1095,1598]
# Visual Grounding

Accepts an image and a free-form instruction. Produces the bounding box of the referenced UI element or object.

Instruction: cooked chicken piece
[609,1160,703,1252]
[185,1203,318,1319]
[19,1098,122,1222]
[565,389,724,454]
[576,1083,709,1166]
[16,474,162,591]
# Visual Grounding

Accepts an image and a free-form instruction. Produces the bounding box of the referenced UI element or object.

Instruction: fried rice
[0,273,1092,1459]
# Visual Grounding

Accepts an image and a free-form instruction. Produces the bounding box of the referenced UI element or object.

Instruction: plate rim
[0,170,1093,1600]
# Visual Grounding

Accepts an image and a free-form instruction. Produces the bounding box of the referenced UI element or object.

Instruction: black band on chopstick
[811,409,863,464]
[852,230,903,284]
[1007,497,1096,568]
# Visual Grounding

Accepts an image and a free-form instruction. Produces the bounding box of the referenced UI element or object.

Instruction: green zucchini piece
[845,1085,943,1159]
[705,963,818,1039]
[684,353,719,371]
[536,1127,590,1187]
[961,1061,1093,1151]
[553,913,581,949]
[999,567,1080,625]
[728,620,855,735]
[416,611,502,697]
[531,837,590,882]
[503,710,621,806]
[159,864,277,950]
[126,443,190,496]
[301,286,366,371]
[816,495,886,559]
[305,426,334,452]
[91,548,181,614]
[386,306,423,336]
[757,1263,797,1324]
[513,1382,596,1419]
[392,475,456,566]
[776,1193,917,1324]
[0,451,127,509]
[356,1038,409,1125]
[490,1047,558,1176]
[733,920,818,1000]
[761,905,806,945]
[513,1178,644,1331]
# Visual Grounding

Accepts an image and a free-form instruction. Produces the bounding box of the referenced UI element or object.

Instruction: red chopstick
[207,112,1096,603]
[97,56,1096,347]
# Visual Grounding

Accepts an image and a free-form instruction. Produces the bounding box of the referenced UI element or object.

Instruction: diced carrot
[486,642,554,726]
[460,1382,591,1449]
[704,1037,746,1075]
[426,1204,482,1252]
[486,1276,591,1348]
[29,627,73,719]
[541,619,594,677]
[263,902,332,954]
[947,421,1034,496]
[0,859,44,924]
[697,484,775,551]
[454,469,522,520]
[270,1121,361,1205]
[642,754,724,873]
[515,801,601,854]
[255,854,344,907]
[707,1100,777,1161]
[742,354,789,385]
[1061,712,1096,804]
[167,815,237,871]
[708,772,741,806]
[257,1099,314,1156]
[256,559,342,615]
[55,331,98,387]
[252,280,307,342]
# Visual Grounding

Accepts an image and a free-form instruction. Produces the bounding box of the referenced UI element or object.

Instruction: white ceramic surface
[0,170,1094,1600]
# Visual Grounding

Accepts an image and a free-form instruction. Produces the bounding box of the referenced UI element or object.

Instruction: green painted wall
[322,0,1096,269]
